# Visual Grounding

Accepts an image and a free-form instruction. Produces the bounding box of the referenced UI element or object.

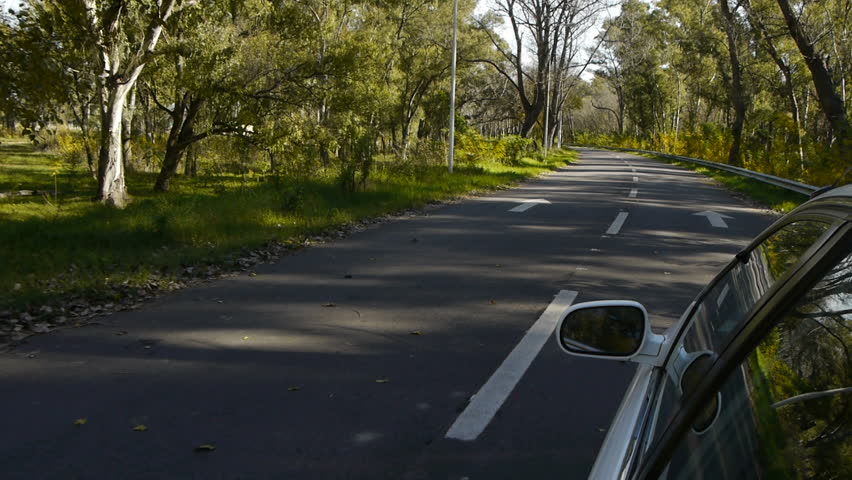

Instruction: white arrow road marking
[693,211,734,228]
[445,290,579,441]
[606,212,630,235]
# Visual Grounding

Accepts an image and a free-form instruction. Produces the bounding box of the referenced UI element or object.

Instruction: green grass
[0,139,576,311]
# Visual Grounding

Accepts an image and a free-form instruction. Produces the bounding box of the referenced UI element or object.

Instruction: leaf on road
[375,378,389,384]
[248,272,257,277]
[322,303,337,307]
[288,386,302,392]
[194,444,216,452]
[242,336,250,341]
[115,331,128,336]
[32,323,51,333]
[489,299,497,305]
[132,424,148,432]
[409,331,422,336]
[74,418,88,426]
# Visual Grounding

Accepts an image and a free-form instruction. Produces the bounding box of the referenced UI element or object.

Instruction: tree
[81,0,191,207]
[774,0,850,156]
[474,0,609,138]
[719,0,747,167]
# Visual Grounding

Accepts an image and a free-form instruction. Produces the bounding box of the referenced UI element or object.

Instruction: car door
[633,210,851,478]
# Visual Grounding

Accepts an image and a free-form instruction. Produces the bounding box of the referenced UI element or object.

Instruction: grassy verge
[1,138,575,315]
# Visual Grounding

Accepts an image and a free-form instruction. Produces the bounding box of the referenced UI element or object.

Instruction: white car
[556,184,851,479]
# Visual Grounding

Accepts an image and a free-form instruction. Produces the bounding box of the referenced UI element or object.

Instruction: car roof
[813,182,852,200]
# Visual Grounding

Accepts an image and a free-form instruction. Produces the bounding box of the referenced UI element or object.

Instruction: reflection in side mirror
[677,351,721,434]
[557,301,648,359]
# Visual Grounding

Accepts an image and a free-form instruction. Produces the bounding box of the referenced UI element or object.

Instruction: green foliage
[0,139,575,310]
[499,135,538,165]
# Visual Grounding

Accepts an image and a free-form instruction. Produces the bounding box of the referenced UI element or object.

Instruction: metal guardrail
[582,145,819,196]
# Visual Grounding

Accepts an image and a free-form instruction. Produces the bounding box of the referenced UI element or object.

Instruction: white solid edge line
[629,188,638,198]
[445,290,579,442]
[606,212,630,235]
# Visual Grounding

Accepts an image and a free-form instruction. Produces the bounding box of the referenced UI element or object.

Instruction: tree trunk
[122,86,137,172]
[776,0,850,153]
[85,0,178,207]
[96,85,131,207]
[78,104,96,178]
[720,0,746,167]
[154,97,205,192]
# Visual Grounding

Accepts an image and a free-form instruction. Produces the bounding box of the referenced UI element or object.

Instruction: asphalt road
[0,148,778,479]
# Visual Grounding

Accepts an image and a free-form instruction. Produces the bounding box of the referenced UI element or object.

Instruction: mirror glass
[559,305,645,357]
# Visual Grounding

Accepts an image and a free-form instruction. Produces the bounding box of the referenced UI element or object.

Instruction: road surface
[0,148,777,479]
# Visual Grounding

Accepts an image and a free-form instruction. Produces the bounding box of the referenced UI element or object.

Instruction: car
[555,183,852,479]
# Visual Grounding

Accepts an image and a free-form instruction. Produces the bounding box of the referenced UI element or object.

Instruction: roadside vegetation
[570,0,851,189]
[2,0,850,338]
[0,134,574,327]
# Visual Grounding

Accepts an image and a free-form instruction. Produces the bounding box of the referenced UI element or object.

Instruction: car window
[647,220,833,446]
[663,248,852,479]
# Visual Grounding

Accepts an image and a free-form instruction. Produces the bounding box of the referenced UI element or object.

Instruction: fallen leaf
[321,303,337,307]
[375,378,389,384]
[489,300,497,305]
[288,386,302,392]
[248,272,257,277]
[74,418,88,426]
[409,331,422,336]
[32,323,51,333]
[115,331,128,336]
[242,336,250,341]
[132,424,148,432]
[194,444,216,452]
[597,427,607,432]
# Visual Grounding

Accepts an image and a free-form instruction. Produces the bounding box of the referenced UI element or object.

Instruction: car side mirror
[556,300,665,364]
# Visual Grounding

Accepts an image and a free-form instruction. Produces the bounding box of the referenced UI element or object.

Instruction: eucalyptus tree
[743,0,807,171]
[774,0,850,156]
[474,0,610,138]
[146,0,295,191]
[80,0,194,207]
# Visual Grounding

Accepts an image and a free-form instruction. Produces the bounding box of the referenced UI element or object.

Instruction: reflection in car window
[649,221,832,446]
[664,249,851,479]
